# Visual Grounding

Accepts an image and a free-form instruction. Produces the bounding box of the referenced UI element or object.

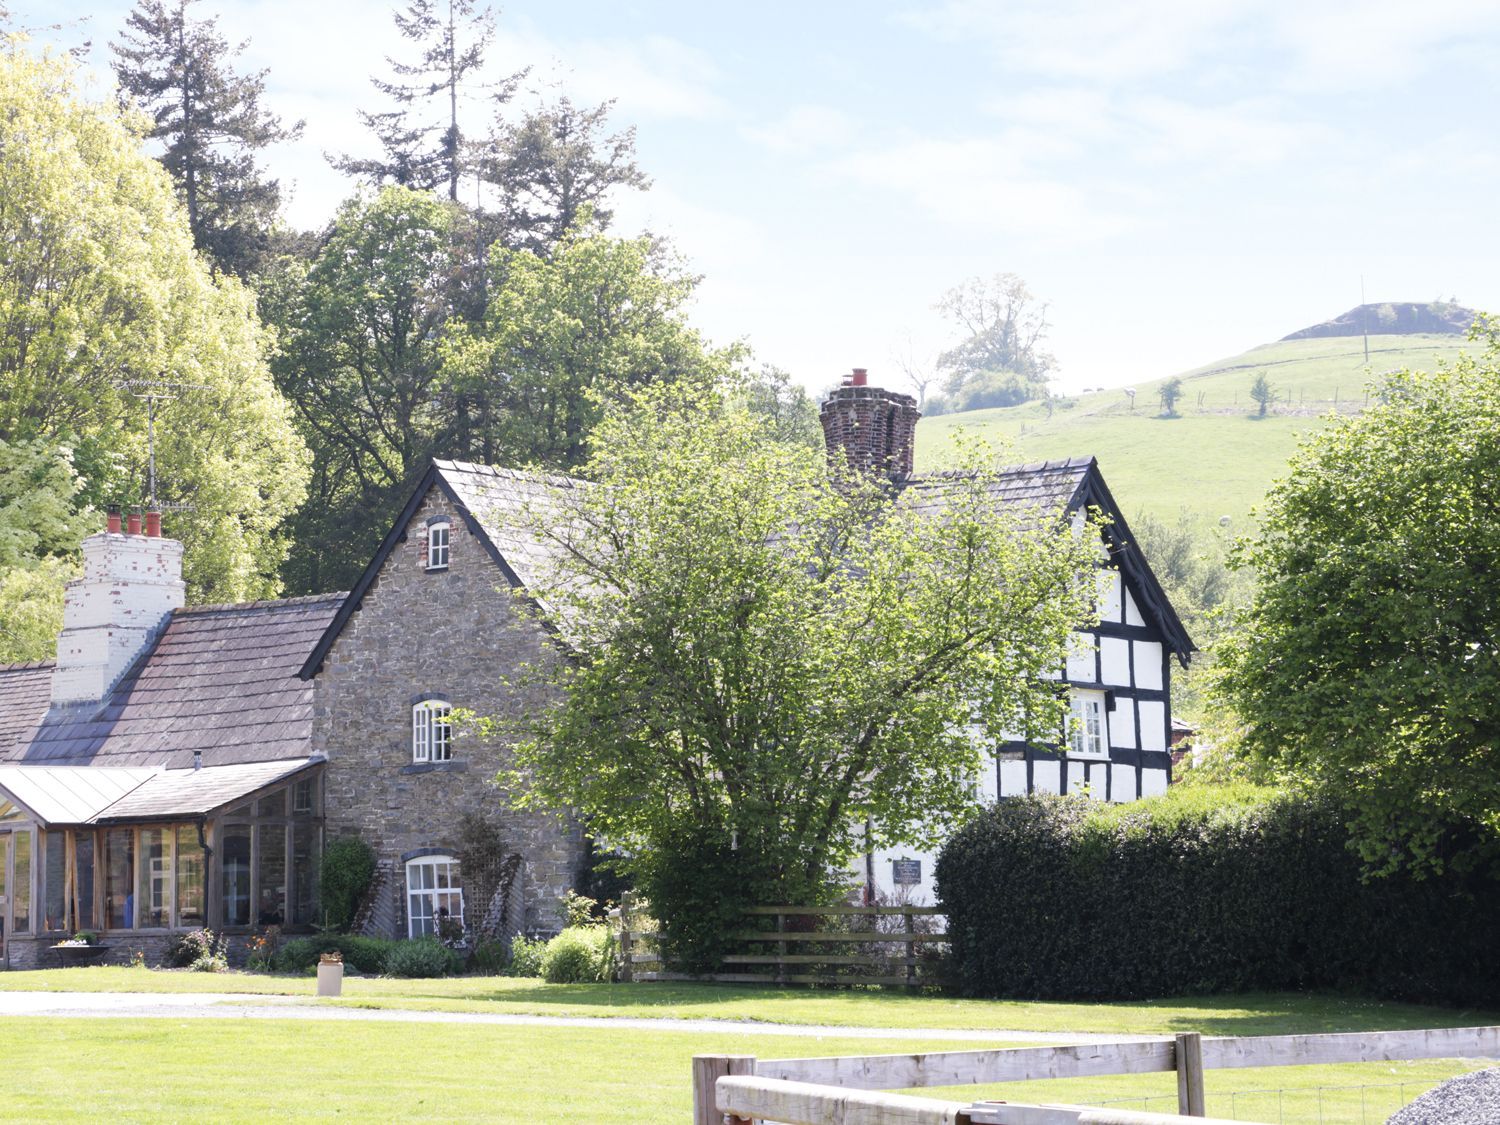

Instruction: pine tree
[479,97,649,254]
[335,0,522,201]
[112,0,302,279]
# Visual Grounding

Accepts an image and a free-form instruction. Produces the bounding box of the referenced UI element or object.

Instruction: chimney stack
[819,367,922,480]
[106,506,122,535]
[52,507,185,706]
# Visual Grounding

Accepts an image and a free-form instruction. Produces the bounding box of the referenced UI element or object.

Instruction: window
[405,854,463,938]
[1069,690,1108,759]
[426,520,450,570]
[412,699,453,763]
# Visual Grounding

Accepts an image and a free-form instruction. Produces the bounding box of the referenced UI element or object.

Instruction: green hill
[916,333,1477,527]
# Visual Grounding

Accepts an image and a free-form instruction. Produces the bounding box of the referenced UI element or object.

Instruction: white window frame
[1068,689,1109,759]
[412,699,453,763]
[405,854,463,939]
[426,520,450,570]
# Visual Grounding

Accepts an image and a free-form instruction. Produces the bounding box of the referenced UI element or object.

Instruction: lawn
[2,967,1497,1037]
[0,1013,1488,1123]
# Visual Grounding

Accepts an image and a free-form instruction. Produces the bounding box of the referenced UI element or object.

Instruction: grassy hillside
[916,333,1475,526]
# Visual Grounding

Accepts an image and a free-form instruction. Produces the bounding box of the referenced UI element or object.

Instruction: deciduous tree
[112,0,303,279]
[1157,377,1184,417]
[503,387,1100,967]
[0,44,308,615]
[1249,372,1275,417]
[936,273,1055,410]
[1217,325,1500,875]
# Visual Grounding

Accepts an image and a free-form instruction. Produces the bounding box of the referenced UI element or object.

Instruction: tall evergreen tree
[112,0,302,279]
[335,0,521,202]
[480,97,649,254]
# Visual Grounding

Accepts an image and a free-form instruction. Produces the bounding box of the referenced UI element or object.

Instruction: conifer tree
[335,0,522,201]
[112,0,302,279]
[480,97,649,254]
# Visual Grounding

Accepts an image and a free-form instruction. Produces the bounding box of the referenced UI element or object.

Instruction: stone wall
[5,930,257,970]
[312,484,582,937]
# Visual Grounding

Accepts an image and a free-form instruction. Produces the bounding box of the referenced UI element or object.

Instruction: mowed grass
[3,967,1497,1037]
[916,333,1476,526]
[0,1017,1009,1123]
[0,1016,1488,1123]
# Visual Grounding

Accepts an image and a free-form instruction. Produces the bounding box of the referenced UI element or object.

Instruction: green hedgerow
[506,934,546,978]
[384,937,462,978]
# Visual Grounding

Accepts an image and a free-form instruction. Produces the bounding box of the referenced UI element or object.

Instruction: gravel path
[1388,1067,1500,1124]
[0,990,1156,1043]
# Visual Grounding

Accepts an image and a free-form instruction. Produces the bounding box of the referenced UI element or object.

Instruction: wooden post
[617,890,633,983]
[904,904,917,988]
[775,910,786,986]
[1175,1032,1206,1117]
[692,1054,756,1125]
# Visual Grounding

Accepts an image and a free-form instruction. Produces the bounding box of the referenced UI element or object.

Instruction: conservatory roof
[0,758,320,828]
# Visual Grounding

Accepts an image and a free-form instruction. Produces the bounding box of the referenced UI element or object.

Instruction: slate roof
[304,454,1193,674]
[0,594,345,769]
[0,662,53,756]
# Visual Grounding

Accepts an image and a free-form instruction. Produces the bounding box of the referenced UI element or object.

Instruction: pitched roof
[0,764,159,825]
[0,662,54,756]
[300,454,1194,677]
[1,594,344,769]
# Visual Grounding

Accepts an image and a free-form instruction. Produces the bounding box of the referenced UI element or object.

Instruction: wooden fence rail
[612,895,946,987]
[693,1024,1500,1125]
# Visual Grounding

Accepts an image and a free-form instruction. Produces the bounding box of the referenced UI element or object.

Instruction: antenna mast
[116,378,210,509]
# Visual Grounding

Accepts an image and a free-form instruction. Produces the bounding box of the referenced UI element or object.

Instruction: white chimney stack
[51,507,185,706]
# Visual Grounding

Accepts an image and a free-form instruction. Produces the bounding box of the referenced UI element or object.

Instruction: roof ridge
[173,592,349,616]
[434,458,588,489]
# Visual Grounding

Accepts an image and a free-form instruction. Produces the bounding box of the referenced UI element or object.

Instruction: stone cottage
[0,368,1193,963]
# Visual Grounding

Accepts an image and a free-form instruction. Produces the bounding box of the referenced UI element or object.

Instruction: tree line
[0,1,816,658]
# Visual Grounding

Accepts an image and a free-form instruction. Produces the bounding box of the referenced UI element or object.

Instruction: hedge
[936,786,1500,1005]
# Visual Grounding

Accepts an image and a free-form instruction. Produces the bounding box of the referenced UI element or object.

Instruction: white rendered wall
[1134,640,1164,690]
[1099,636,1131,685]
[1067,633,1096,682]
[1139,700,1167,752]
[1109,699,1137,749]
[52,530,184,704]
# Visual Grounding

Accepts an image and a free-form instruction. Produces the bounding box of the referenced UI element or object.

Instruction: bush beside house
[937,787,1500,1006]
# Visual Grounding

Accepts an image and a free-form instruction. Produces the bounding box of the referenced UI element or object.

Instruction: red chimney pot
[145,510,162,538]
[851,368,868,386]
[106,507,122,535]
[126,511,142,536]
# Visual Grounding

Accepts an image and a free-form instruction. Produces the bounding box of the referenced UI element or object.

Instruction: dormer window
[426,519,450,570]
[413,699,453,762]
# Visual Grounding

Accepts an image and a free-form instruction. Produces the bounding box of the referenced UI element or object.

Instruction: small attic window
[426,519,450,570]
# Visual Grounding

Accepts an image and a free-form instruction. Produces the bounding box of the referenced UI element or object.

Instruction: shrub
[191,951,228,973]
[506,933,546,978]
[540,925,612,983]
[163,929,222,969]
[468,940,510,975]
[319,836,376,931]
[937,788,1500,1005]
[271,934,394,976]
[385,937,462,978]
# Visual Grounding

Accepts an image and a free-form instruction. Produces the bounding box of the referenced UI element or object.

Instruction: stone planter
[316,954,344,997]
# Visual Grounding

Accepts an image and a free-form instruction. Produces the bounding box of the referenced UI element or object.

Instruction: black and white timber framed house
[822,370,1195,903]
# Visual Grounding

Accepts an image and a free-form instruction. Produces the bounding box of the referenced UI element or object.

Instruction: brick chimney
[819,368,922,480]
[51,507,184,705]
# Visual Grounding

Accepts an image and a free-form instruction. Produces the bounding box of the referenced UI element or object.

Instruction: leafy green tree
[335,0,521,201]
[731,365,822,450]
[112,0,303,279]
[269,187,458,594]
[1249,372,1275,417]
[936,273,1055,410]
[0,438,89,662]
[1157,377,1184,417]
[1217,327,1500,875]
[0,44,308,608]
[479,97,649,255]
[504,386,1100,967]
[441,225,737,470]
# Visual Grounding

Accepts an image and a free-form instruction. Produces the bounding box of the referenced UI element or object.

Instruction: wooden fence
[693,1024,1500,1125]
[612,895,945,987]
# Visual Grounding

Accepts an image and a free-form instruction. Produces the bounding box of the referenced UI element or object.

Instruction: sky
[21,0,1500,395]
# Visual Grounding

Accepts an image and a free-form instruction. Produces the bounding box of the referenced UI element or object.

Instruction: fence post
[692,1054,756,1125]
[904,903,917,988]
[617,890,633,983]
[1175,1031,1206,1117]
[775,909,786,986]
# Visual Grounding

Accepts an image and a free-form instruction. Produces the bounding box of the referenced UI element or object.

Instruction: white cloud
[742,105,856,155]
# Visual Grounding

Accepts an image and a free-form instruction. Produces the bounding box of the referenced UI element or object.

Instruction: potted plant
[316,950,344,997]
